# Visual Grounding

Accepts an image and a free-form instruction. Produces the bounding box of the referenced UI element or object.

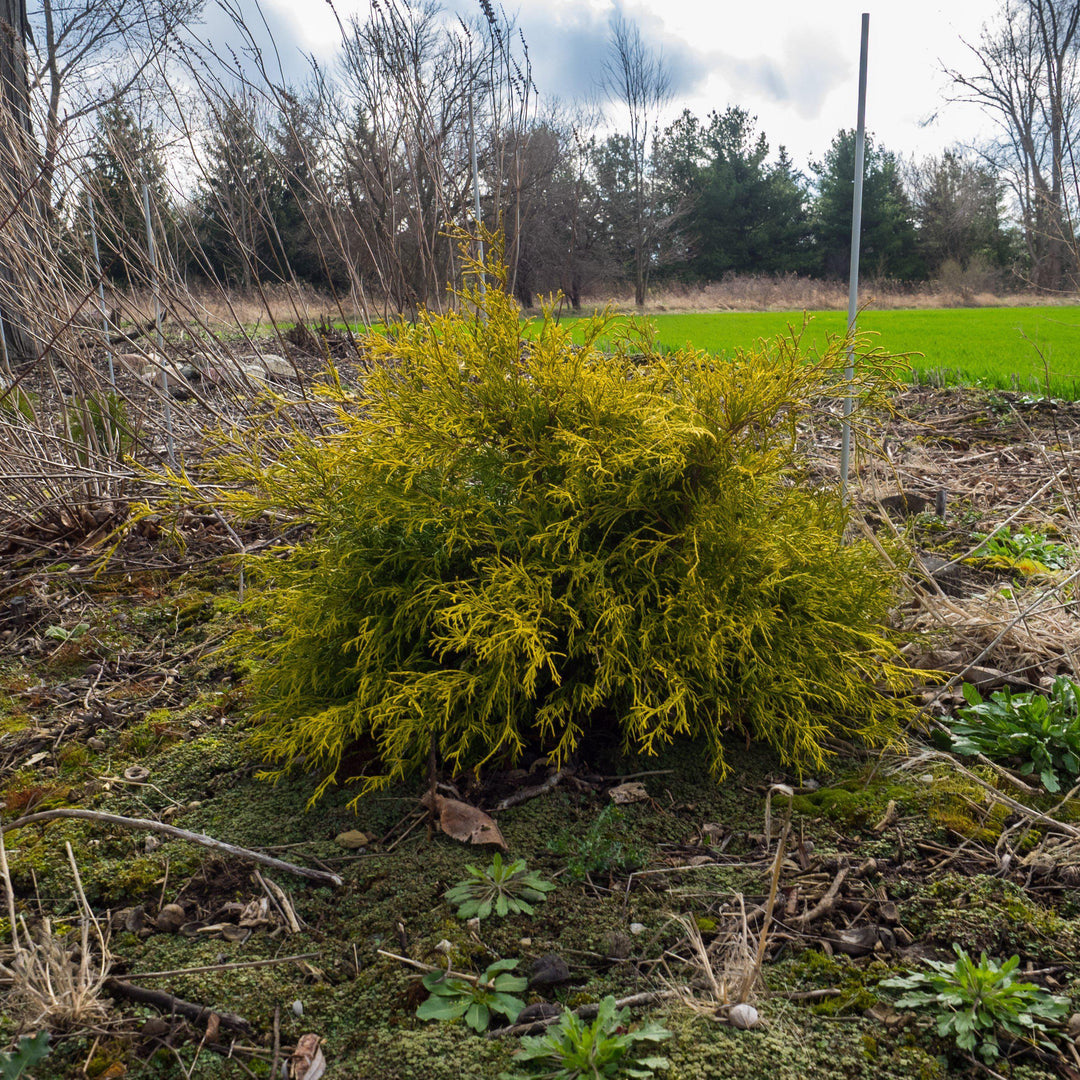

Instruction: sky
[198,0,1003,172]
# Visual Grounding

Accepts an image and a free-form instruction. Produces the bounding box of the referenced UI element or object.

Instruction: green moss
[783,778,915,827]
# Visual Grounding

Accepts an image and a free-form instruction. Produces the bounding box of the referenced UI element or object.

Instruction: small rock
[335,830,373,850]
[292,1000,304,1018]
[155,904,187,933]
[519,937,532,947]
[87,737,106,751]
[125,906,147,934]
[1068,1012,1080,1039]
[516,1002,563,1025]
[919,773,935,784]
[802,778,820,791]
[528,953,570,989]
[435,940,454,954]
[833,926,892,957]
[629,922,646,936]
[257,354,298,380]
[608,781,648,804]
[143,835,160,853]
[466,917,480,932]
[124,765,150,782]
[728,1003,760,1029]
[603,931,633,959]
[140,1016,172,1040]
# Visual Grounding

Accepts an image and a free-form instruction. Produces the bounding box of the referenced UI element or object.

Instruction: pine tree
[811,130,924,282]
[82,103,169,284]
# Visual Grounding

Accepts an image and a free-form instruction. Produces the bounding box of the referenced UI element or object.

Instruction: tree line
[0,0,1077,337]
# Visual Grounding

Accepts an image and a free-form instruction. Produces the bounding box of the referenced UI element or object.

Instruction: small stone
[187,801,202,810]
[603,931,633,959]
[435,940,454,954]
[155,904,187,933]
[519,937,532,948]
[257,354,298,380]
[124,765,150,782]
[802,778,820,791]
[335,830,373,850]
[608,781,648,804]
[291,1000,304,1018]
[87,737,106,751]
[143,835,160,853]
[919,773,935,784]
[466,917,480,932]
[629,922,646,936]
[125,906,147,933]
[728,1003,760,1029]
[528,953,570,989]
[516,1002,563,1025]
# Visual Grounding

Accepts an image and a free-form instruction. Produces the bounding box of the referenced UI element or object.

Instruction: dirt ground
[2,380,1080,1079]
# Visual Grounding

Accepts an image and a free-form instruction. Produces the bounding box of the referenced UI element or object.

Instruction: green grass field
[555,306,1080,400]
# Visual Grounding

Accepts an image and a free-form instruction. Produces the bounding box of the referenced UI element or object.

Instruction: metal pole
[467,46,486,305]
[86,195,115,388]
[142,180,174,465]
[839,12,869,501]
[0,308,10,379]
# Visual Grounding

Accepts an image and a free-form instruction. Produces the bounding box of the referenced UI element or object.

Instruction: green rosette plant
[416,958,527,1033]
[881,944,1069,1063]
[443,853,556,919]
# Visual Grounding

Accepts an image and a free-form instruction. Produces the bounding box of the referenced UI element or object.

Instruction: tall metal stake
[467,49,486,306]
[840,13,869,501]
[142,180,174,465]
[86,195,115,388]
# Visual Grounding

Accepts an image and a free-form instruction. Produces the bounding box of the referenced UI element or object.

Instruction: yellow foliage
[179,238,918,804]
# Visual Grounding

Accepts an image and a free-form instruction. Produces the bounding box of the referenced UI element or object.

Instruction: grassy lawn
[552,306,1080,399]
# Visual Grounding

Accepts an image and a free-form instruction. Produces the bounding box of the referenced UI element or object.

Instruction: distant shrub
[191,242,918,803]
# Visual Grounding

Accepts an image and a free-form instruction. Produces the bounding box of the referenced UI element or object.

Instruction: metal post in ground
[142,180,174,465]
[86,194,115,388]
[839,13,869,502]
[468,45,485,307]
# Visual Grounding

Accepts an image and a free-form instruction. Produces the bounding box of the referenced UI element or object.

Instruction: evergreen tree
[83,103,169,284]
[655,108,812,279]
[193,94,284,288]
[811,130,924,281]
[270,93,334,286]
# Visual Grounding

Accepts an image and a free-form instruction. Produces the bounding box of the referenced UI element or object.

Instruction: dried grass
[0,838,112,1031]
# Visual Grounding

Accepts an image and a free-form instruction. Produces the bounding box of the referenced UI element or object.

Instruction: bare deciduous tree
[27,0,202,204]
[946,0,1080,290]
[601,13,672,306]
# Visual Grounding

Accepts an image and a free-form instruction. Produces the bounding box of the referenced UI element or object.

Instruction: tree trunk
[0,0,37,364]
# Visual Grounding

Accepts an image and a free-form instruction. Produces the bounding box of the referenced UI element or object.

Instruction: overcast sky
[202,0,1003,172]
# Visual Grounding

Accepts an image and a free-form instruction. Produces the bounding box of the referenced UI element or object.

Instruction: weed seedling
[501,995,671,1079]
[549,805,646,881]
[443,853,556,920]
[973,525,1072,572]
[416,958,527,1032]
[0,1032,50,1080]
[880,944,1069,1063]
[947,678,1080,791]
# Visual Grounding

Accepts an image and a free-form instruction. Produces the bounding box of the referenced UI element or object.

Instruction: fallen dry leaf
[291,1033,327,1080]
[420,791,507,849]
[335,829,373,849]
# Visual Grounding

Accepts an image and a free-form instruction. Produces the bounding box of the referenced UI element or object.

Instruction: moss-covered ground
[2,390,1080,1078]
